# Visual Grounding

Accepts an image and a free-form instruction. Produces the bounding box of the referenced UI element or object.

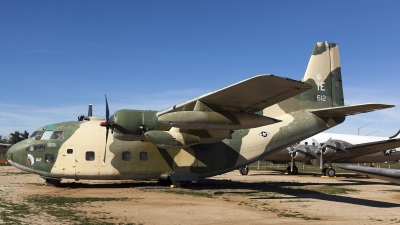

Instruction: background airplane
[6,42,394,186]
[238,132,400,177]
[338,165,400,185]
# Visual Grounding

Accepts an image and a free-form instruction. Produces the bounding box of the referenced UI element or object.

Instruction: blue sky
[1,0,399,138]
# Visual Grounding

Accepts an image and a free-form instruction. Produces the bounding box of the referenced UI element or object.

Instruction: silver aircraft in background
[239,131,400,177]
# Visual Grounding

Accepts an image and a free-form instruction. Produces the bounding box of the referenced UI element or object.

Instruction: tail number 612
[314,95,326,101]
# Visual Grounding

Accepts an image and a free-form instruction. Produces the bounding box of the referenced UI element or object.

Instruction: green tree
[0,135,9,144]
[8,130,29,144]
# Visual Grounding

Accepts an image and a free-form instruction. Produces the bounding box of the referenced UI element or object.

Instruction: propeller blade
[104,127,108,163]
[103,92,110,164]
[105,93,110,122]
[312,138,320,147]
[321,138,332,148]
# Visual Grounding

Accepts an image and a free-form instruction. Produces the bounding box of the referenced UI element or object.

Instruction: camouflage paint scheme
[6,42,393,183]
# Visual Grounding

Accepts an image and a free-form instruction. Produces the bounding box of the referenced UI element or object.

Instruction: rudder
[301,41,344,109]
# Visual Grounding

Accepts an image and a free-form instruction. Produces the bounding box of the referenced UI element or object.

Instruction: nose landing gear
[40,176,61,187]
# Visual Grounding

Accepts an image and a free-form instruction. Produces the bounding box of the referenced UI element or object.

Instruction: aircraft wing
[338,165,400,184]
[156,75,311,116]
[335,138,400,162]
[309,103,394,117]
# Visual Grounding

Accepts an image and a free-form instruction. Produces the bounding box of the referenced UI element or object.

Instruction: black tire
[239,166,249,175]
[45,178,61,187]
[322,168,327,176]
[326,168,336,177]
[292,166,299,175]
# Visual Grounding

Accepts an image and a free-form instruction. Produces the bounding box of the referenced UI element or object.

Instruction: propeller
[100,93,114,163]
[312,138,332,169]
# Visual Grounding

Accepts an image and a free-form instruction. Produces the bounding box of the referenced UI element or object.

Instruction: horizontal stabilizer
[338,165,400,184]
[336,138,400,162]
[309,103,394,117]
[157,75,312,117]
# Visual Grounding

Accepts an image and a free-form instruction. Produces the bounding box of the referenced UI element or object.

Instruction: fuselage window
[122,151,131,161]
[26,145,35,152]
[305,142,308,145]
[67,149,73,154]
[86,151,95,161]
[50,131,64,139]
[35,144,45,151]
[40,131,53,140]
[35,131,44,140]
[45,154,54,163]
[140,152,148,161]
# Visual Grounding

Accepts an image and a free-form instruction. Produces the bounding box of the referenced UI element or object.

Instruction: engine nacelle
[144,131,200,149]
[112,109,163,141]
[293,149,311,163]
[323,141,343,157]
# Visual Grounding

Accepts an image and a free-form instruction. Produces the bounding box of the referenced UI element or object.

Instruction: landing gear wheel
[322,168,327,176]
[239,166,249,175]
[326,168,336,177]
[292,166,298,175]
[286,166,298,174]
[45,178,61,187]
[178,181,192,188]
[158,179,172,186]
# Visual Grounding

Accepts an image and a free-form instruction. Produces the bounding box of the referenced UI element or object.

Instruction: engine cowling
[111,109,163,141]
[293,149,311,163]
[323,141,343,157]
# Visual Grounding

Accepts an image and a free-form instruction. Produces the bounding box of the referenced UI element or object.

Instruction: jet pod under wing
[156,75,312,117]
[338,165,400,184]
[309,103,394,117]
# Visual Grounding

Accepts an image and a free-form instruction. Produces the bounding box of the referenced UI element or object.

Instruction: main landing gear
[239,165,249,175]
[286,165,298,175]
[321,163,336,177]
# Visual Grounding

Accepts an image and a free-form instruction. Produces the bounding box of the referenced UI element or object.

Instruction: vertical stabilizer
[301,41,344,108]
[278,42,344,113]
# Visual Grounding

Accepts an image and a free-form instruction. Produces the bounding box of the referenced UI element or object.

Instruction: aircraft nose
[6,141,24,165]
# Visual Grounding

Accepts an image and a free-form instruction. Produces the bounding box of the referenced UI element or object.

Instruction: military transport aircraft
[239,132,400,177]
[6,42,395,186]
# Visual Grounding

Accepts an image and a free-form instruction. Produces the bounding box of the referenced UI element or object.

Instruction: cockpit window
[35,131,44,140]
[30,131,39,138]
[26,145,35,152]
[50,131,64,139]
[40,131,53,140]
[36,144,45,151]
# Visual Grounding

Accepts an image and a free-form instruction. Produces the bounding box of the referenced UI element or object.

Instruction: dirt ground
[1,166,400,225]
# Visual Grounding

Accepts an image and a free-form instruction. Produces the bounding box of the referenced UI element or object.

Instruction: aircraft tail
[279,42,344,112]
